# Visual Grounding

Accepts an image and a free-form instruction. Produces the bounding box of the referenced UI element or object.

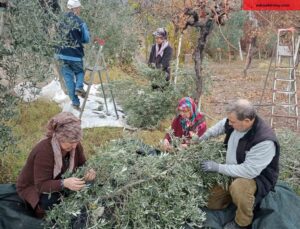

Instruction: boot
[75,89,87,98]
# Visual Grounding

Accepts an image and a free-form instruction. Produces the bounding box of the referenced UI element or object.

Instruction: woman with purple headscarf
[17,112,96,218]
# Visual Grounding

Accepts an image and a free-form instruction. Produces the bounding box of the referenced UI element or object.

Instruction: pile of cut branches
[45,139,228,228]
[45,131,300,228]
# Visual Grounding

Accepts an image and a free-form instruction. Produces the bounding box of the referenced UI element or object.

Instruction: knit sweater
[16,138,86,209]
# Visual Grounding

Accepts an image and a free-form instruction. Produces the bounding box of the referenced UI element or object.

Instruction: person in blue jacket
[56,0,90,110]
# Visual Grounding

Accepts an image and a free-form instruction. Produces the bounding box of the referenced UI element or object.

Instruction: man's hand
[63,177,86,191]
[84,169,96,182]
[201,160,219,173]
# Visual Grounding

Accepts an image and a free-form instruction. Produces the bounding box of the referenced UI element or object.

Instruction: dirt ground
[201,59,300,132]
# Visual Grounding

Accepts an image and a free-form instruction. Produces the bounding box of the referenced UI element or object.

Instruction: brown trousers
[207,178,257,227]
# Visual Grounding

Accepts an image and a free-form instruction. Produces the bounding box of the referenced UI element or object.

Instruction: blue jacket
[56,12,90,61]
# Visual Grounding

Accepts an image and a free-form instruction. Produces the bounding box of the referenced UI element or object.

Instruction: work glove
[201,160,219,173]
[191,134,206,144]
[165,72,170,81]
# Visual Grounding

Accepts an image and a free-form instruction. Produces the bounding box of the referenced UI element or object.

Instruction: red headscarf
[177,97,203,132]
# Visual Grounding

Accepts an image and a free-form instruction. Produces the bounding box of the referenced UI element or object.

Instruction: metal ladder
[270,28,299,129]
[79,38,119,119]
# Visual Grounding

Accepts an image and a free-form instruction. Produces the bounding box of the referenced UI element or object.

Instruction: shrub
[113,64,195,128]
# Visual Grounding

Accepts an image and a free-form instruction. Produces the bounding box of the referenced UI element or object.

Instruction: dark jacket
[224,116,280,205]
[148,44,173,80]
[56,12,90,60]
[16,138,86,209]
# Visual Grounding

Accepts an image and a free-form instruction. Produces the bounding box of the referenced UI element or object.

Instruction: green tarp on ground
[203,182,300,229]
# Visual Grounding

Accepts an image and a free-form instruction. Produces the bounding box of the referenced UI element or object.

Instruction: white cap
[67,0,82,9]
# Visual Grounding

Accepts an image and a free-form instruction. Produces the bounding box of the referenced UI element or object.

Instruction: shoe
[224,220,248,229]
[75,88,86,98]
[72,104,81,111]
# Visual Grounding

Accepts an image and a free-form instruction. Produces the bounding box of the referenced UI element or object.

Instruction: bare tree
[243,12,258,77]
[130,0,240,99]
[172,0,238,100]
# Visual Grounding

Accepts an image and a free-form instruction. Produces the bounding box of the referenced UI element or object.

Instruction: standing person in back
[148,28,173,88]
[56,0,90,110]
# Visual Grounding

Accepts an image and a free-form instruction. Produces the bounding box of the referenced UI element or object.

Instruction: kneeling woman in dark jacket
[164,97,207,151]
[17,112,96,218]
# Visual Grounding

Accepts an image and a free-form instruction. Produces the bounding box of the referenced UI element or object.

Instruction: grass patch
[84,66,132,84]
[82,127,123,156]
[1,101,61,183]
[134,117,172,147]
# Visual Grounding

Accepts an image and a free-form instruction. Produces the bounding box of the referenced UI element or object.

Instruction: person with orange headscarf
[16,112,96,218]
[164,97,207,151]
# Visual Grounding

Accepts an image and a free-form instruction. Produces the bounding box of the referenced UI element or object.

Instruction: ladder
[79,37,119,120]
[270,28,299,129]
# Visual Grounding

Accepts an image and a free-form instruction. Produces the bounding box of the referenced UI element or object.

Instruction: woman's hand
[163,139,172,151]
[190,131,200,144]
[84,168,96,182]
[63,177,85,191]
[179,143,188,149]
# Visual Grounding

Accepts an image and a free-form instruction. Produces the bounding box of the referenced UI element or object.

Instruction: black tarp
[203,182,300,229]
[0,184,43,229]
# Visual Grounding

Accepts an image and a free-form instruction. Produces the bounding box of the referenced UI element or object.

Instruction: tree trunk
[145,31,149,61]
[174,33,183,84]
[243,36,257,77]
[0,9,4,38]
[228,44,231,62]
[193,44,202,100]
[193,20,213,100]
[238,41,243,61]
[243,11,258,77]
